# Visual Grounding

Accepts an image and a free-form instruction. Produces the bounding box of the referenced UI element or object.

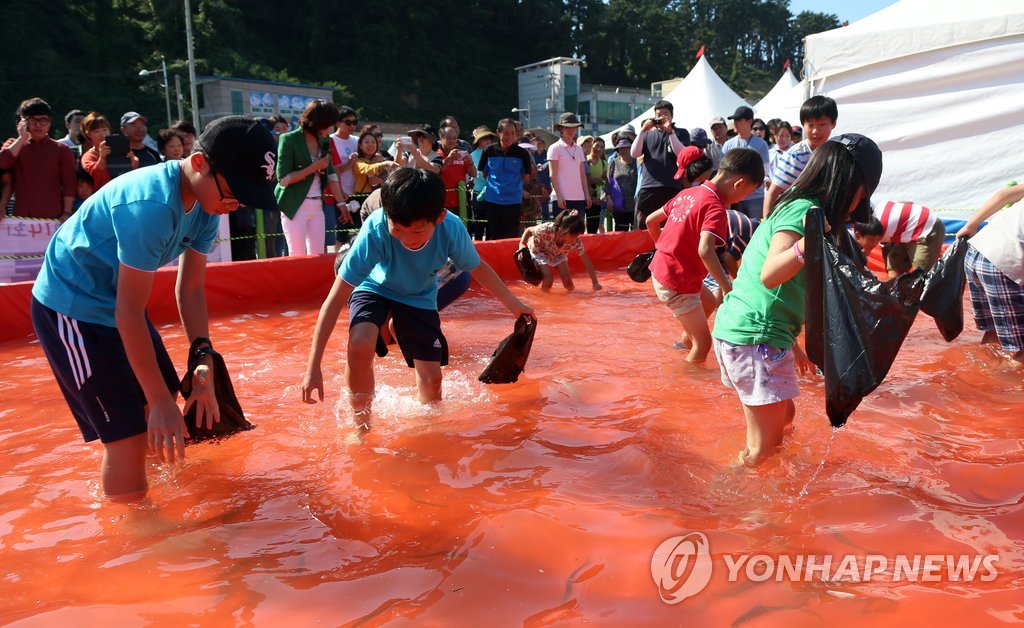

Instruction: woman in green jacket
[274,100,350,255]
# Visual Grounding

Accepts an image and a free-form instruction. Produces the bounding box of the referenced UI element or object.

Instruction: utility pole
[175,74,184,121]
[184,0,201,132]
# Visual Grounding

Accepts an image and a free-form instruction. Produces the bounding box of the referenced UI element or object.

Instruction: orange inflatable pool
[0,231,1020,625]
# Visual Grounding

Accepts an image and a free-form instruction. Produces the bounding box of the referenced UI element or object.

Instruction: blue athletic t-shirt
[33,160,220,327]
[340,208,481,310]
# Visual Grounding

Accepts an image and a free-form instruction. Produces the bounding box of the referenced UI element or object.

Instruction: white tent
[754,68,804,125]
[603,56,748,142]
[804,0,1024,214]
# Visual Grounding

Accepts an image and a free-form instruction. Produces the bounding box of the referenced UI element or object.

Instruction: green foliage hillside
[1,0,839,133]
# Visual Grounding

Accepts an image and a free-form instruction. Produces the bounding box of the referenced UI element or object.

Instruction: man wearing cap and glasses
[30,116,280,501]
[722,106,770,220]
[120,111,162,168]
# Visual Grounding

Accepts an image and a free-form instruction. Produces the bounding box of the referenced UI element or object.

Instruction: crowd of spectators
[0,95,818,260]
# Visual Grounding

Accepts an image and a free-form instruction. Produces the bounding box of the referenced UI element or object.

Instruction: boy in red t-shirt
[646,147,765,362]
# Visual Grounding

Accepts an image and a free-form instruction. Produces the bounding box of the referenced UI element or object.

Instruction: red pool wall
[0,231,654,344]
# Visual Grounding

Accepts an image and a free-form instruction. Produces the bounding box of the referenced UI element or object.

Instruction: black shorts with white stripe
[31,298,180,444]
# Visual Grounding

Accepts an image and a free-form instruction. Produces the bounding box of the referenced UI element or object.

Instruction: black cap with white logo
[197,116,280,211]
[829,133,882,223]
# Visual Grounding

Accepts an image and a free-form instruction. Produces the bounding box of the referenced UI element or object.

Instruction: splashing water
[797,426,840,500]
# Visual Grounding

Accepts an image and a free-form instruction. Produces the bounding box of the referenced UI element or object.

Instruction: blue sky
[788,0,898,24]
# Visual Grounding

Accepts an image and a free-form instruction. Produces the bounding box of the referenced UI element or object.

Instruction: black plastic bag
[804,209,925,427]
[514,247,543,285]
[627,250,655,283]
[479,315,537,384]
[180,349,256,443]
[920,237,968,342]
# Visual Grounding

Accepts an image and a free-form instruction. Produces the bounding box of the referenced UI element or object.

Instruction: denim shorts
[714,338,800,406]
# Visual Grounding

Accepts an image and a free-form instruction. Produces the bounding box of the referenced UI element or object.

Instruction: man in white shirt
[58,109,85,153]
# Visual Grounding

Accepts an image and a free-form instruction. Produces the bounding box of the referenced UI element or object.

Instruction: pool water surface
[1,270,1022,625]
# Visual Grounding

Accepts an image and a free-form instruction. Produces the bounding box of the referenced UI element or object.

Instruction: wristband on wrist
[189,336,212,358]
[792,241,805,263]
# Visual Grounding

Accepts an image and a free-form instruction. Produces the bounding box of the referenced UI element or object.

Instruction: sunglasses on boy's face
[211,171,240,209]
[341,119,357,126]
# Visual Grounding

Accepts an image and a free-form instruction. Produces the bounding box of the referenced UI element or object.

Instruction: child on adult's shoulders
[519,208,601,292]
[645,148,765,363]
[301,167,534,432]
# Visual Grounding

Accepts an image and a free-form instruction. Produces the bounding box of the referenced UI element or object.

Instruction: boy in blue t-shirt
[302,167,534,428]
[30,116,281,500]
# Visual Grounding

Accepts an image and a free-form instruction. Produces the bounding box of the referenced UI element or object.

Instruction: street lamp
[511,106,530,127]
[139,56,172,126]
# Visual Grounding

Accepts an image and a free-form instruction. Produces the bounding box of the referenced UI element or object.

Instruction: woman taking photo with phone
[274,99,351,256]
[79,112,138,190]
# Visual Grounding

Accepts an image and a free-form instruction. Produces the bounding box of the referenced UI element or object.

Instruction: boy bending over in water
[302,167,533,428]
[646,147,764,362]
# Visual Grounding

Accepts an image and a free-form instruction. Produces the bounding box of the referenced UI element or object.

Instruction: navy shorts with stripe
[31,297,180,443]
[349,290,448,368]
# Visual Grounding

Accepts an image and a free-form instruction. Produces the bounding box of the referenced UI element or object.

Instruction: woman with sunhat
[546,112,590,222]
[468,126,498,239]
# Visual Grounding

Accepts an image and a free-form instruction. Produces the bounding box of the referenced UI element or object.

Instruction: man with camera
[630,99,691,228]
[0,98,77,220]
[120,111,162,168]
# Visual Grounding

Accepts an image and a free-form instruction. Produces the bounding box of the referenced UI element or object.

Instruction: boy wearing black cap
[30,116,280,500]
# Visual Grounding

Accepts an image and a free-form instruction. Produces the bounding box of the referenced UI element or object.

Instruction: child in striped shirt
[762,96,838,218]
[853,201,946,278]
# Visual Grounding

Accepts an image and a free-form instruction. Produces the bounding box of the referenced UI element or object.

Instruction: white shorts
[652,277,703,317]
[713,338,800,406]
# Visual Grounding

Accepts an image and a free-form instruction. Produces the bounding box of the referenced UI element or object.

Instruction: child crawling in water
[519,209,602,292]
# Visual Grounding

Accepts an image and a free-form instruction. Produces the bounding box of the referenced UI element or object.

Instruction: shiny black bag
[180,343,255,443]
[479,315,537,384]
[920,237,968,342]
[627,250,655,282]
[514,247,543,285]
[804,209,925,427]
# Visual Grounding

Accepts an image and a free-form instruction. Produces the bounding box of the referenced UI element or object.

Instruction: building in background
[651,77,685,99]
[196,76,333,129]
[515,57,655,136]
[577,83,654,136]
[515,57,583,133]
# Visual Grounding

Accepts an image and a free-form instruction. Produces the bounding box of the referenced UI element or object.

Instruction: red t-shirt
[0,138,76,219]
[440,150,472,209]
[649,181,728,294]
